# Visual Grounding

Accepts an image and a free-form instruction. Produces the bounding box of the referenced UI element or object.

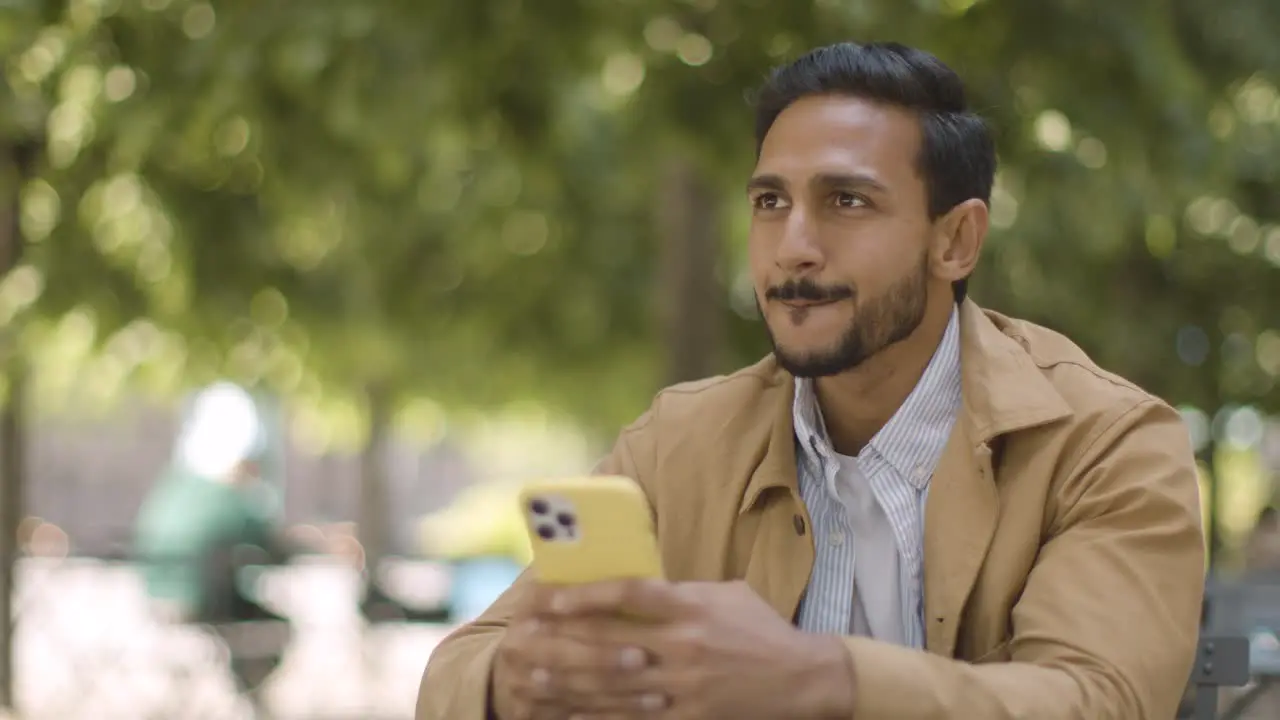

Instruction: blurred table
[12,555,458,720]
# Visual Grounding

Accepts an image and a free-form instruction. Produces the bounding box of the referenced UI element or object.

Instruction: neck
[814,301,955,455]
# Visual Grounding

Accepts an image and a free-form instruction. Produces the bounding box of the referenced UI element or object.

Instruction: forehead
[755,94,923,192]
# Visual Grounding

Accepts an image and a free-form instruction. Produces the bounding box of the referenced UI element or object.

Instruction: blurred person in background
[419,480,532,623]
[420,41,1205,720]
[134,382,293,715]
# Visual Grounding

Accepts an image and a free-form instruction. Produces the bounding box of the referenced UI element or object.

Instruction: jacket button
[792,514,806,536]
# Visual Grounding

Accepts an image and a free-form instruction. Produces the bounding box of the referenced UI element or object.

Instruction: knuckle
[558,670,596,695]
[674,624,709,659]
[620,577,650,602]
[502,621,544,656]
[496,641,527,668]
[599,582,625,608]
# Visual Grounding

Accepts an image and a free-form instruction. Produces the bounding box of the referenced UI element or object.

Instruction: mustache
[765,278,856,303]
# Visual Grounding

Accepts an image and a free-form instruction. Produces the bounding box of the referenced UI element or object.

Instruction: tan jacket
[418,301,1205,720]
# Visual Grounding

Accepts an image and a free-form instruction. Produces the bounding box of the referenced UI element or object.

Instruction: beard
[762,256,929,378]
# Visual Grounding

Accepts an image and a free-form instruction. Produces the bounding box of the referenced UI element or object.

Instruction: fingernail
[638,693,667,711]
[618,646,646,670]
[549,593,570,614]
[530,667,550,688]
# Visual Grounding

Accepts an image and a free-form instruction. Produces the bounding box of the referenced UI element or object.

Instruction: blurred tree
[2,0,1268,421]
[0,0,1278,588]
[0,136,38,714]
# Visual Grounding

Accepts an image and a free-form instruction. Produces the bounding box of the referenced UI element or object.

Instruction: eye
[833,192,868,209]
[751,193,789,211]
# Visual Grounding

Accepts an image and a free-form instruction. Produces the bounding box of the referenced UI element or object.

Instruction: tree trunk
[657,157,724,386]
[0,377,19,714]
[0,140,35,712]
[358,384,391,573]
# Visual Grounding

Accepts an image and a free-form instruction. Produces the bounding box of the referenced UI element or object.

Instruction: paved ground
[11,557,458,720]
[14,557,1280,720]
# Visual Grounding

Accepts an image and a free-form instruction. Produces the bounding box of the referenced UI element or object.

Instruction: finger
[546,662,664,701]
[507,633,644,698]
[526,582,564,616]
[563,688,671,717]
[521,646,666,712]
[518,669,654,713]
[522,702,572,720]
[544,615,662,652]
[543,579,687,620]
[502,617,642,676]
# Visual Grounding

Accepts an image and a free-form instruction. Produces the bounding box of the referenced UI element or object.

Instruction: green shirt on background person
[134,466,278,618]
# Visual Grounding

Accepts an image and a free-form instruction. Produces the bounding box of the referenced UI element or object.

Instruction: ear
[929,198,988,285]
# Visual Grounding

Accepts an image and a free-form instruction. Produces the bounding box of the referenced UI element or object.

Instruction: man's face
[748,94,936,378]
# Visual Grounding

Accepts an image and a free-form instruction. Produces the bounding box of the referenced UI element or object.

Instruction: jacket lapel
[734,302,1075,644]
[923,301,1072,656]
[923,425,997,656]
[739,371,815,621]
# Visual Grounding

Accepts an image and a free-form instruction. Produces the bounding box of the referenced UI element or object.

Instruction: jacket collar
[740,299,1073,513]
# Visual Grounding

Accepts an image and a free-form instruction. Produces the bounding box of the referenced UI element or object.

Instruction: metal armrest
[1181,636,1251,720]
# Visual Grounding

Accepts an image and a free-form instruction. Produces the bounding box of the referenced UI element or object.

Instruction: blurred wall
[24,401,477,556]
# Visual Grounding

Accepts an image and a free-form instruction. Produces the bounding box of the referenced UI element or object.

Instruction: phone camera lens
[536,524,556,541]
[556,512,575,527]
[529,498,549,515]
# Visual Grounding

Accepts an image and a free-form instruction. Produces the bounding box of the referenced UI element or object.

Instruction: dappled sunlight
[457,403,594,482]
[0,1,1278,716]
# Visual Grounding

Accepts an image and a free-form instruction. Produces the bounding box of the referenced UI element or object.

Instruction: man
[418,41,1204,719]
[135,383,292,716]
[136,382,284,620]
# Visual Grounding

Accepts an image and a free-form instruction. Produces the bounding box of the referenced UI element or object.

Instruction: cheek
[746,224,772,262]
[824,222,924,286]
[746,232,774,289]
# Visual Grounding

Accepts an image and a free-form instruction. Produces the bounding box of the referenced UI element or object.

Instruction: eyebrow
[746,172,890,195]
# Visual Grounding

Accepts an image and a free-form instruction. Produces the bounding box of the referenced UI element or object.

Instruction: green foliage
[1,0,1279,435]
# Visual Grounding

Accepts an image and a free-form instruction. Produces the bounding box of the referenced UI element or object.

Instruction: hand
[515,579,856,719]
[491,591,652,720]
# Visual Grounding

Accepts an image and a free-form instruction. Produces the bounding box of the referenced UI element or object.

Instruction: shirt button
[829,531,845,546]
[913,465,929,481]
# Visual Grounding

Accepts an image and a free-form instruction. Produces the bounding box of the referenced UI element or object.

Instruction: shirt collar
[793,305,963,490]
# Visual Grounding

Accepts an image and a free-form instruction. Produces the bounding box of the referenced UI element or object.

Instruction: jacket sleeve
[415,416,654,720]
[840,399,1205,720]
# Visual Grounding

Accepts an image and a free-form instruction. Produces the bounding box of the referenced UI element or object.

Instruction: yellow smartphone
[518,475,664,585]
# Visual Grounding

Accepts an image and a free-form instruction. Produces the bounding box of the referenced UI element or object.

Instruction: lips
[778,298,841,310]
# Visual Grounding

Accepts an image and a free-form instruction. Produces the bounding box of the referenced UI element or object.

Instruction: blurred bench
[360,555,452,624]
[1179,636,1251,719]
[116,540,295,714]
[197,541,294,696]
[1195,577,1280,719]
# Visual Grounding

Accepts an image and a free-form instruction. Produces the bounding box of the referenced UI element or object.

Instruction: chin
[775,353,853,379]
[765,322,841,356]
[772,339,837,362]
[771,342,848,376]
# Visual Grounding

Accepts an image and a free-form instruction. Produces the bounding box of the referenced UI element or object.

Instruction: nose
[774,207,824,274]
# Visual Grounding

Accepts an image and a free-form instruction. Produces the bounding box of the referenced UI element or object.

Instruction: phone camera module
[529,498,550,516]
[536,524,556,541]
[556,512,575,527]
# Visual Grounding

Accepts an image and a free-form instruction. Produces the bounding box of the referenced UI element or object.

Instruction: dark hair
[752,42,996,304]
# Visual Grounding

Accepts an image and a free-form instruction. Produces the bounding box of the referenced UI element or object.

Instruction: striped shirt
[793,306,963,648]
